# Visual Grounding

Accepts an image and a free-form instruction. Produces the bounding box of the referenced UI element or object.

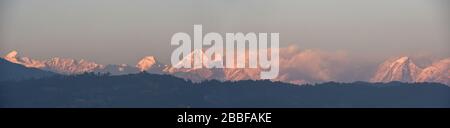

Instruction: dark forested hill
[0,58,56,81]
[0,72,449,108]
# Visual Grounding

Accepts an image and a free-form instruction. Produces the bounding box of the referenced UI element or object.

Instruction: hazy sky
[0,0,448,65]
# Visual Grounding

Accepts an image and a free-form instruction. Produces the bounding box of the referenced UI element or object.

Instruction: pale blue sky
[0,0,448,64]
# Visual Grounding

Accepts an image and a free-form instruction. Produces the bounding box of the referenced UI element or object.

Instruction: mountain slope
[0,58,56,81]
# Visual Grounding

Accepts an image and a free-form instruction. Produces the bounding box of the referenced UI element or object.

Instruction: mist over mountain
[93,64,139,75]
[1,72,449,108]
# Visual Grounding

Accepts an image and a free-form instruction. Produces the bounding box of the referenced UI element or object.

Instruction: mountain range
[3,50,164,75]
[2,50,449,85]
[2,55,449,107]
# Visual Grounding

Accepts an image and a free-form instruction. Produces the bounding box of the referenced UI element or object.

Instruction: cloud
[274,45,353,84]
[216,44,369,84]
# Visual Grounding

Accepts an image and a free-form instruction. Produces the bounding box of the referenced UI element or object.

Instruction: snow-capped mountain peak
[136,56,157,71]
[415,58,450,85]
[173,49,208,70]
[371,56,450,85]
[43,57,104,74]
[5,50,19,61]
[2,50,104,74]
[370,56,422,83]
[3,50,46,68]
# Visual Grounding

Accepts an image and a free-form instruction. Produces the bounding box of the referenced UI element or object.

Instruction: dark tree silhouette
[1,72,449,108]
